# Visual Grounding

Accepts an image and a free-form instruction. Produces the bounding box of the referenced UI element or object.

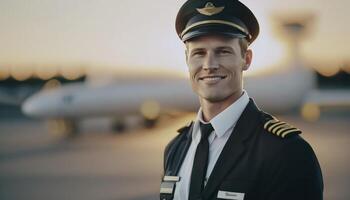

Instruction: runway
[0,114,349,200]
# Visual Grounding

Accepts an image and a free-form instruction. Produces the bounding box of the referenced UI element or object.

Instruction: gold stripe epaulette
[264,119,301,138]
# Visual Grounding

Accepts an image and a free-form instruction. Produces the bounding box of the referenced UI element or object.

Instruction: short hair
[238,38,249,58]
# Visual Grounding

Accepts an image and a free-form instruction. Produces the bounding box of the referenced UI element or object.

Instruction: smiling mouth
[199,75,227,81]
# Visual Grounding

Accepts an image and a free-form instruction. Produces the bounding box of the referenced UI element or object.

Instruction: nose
[203,52,219,70]
[21,92,58,118]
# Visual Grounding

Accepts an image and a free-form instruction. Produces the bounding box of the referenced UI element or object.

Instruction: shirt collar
[193,90,249,140]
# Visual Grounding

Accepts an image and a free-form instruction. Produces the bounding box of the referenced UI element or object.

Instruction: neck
[200,90,243,122]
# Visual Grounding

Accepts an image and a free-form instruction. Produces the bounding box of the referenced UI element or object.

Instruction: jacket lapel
[168,122,194,176]
[202,99,261,199]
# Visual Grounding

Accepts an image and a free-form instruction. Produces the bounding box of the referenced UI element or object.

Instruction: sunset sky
[0,0,349,78]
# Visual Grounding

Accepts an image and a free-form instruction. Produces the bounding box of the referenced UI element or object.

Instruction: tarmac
[0,113,349,200]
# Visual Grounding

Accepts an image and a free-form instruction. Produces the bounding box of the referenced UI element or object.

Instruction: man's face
[186,35,251,103]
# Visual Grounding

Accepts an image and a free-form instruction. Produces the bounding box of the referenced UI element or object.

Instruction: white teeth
[200,76,225,81]
[202,77,221,81]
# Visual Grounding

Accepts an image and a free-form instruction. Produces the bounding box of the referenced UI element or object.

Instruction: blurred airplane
[22,77,198,134]
[21,20,350,137]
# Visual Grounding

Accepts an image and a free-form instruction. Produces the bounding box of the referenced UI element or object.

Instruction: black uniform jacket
[162,99,323,200]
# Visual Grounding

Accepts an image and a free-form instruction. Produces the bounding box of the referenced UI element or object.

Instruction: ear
[243,49,253,71]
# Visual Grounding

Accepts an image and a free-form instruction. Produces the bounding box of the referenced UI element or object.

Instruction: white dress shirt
[173,91,249,200]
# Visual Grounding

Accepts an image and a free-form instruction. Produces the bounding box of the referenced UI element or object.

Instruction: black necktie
[189,122,214,200]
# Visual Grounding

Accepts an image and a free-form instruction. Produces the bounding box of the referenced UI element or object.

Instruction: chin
[200,89,240,104]
[201,93,229,103]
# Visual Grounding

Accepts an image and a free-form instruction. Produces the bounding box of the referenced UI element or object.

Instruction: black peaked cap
[176,0,260,44]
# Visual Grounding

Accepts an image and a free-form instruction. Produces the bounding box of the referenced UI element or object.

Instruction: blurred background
[0,0,349,199]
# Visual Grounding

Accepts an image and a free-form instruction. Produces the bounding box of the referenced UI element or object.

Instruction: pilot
[160,0,323,200]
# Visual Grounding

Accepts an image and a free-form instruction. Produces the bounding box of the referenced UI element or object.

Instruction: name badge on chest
[217,190,245,200]
[160,176,180,200]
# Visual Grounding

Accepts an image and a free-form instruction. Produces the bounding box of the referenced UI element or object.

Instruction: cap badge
[196,2,225,16]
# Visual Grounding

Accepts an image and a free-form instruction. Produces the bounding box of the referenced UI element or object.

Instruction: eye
[217,49,232,55]
[191,50,206,57]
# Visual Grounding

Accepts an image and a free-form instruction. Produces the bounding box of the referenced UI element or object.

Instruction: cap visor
[182,29,246,42]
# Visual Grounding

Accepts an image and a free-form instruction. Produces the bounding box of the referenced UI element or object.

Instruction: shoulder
[164,121,193,156]
[256,112,310,158]
[257,112,321,173]
[256,114,324,196]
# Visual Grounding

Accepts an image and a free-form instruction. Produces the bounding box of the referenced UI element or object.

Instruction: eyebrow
[215,46,234,51]
[189,47,206,52]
